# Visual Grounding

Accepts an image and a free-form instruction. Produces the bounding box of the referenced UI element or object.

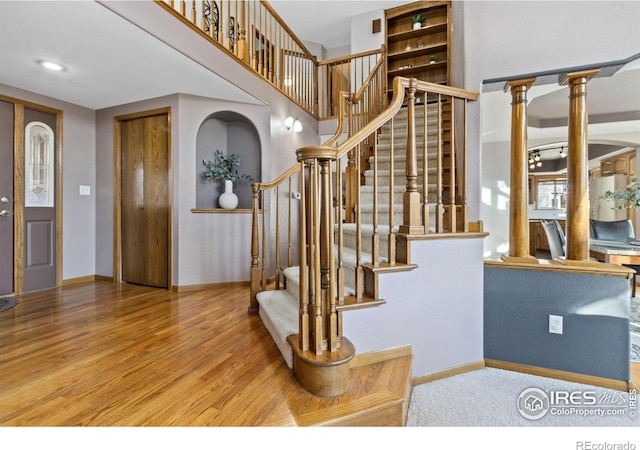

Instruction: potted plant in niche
[411,13,425,30]
[202,150,252,209]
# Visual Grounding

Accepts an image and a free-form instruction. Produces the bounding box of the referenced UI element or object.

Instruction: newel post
[249,182,261,314]
[503,78,537,262]
[399,79,422,234]
[560,69,600,261]
[288,146,355,398]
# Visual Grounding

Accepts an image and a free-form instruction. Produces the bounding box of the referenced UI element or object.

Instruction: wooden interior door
[0,101,14,296]
[22,107,57,293]
[120,113,169,288]
[330,62,350,116]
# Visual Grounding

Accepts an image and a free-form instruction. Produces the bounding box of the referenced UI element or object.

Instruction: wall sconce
[285,116,302,133]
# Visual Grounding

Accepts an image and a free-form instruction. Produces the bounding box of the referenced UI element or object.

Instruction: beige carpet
[407,368,638,427]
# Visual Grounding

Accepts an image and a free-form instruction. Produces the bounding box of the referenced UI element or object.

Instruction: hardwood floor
[0,281,409,426]
[0,281,636,426]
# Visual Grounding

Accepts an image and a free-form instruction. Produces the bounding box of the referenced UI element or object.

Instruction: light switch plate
[79,185,91,196]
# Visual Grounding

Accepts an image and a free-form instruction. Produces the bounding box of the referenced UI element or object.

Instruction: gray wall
[485,266,630,381]
[0,82,97,282]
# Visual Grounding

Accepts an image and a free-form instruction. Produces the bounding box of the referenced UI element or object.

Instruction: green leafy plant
[202,150,252,183]
[411,13,425,25]
[600,175,640,209]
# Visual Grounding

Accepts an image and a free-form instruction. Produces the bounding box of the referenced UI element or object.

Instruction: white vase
[413,22,422,30]
[218,179,238,209]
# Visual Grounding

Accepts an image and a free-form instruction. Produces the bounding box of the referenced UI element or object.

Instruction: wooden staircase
[249,77,479,420]
[256,106,432,364]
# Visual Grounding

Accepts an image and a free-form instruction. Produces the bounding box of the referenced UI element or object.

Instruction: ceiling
[0,0,403,111]
[0,0,638,165]
[269,0,407,49]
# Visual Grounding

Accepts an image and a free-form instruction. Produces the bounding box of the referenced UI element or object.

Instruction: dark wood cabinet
[529,220,566,255]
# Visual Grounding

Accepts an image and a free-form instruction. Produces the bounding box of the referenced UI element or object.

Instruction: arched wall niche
[196,111,261,209]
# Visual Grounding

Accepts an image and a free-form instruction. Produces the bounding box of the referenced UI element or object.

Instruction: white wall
[344,238,485,378]
[0,83,97,282]
[350,9,386,54]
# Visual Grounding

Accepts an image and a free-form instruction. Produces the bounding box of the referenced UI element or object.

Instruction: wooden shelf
[388,60,447,77]
[388,42,448,62]
[387,22,448,43]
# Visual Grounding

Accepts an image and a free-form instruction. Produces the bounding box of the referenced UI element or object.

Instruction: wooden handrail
[253,164,300,190]
[317,48,383,67]
[353,56,385,102]
[260,1,317,62]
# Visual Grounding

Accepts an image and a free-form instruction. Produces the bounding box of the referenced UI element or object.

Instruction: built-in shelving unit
[385,1,451,96]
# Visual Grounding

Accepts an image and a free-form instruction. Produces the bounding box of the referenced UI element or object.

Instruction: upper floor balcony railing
[158,0,384,120]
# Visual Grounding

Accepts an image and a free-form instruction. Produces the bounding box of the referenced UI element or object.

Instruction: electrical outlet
[549,315,563,334]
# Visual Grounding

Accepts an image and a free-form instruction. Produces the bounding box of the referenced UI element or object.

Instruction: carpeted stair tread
[256,289,298,369]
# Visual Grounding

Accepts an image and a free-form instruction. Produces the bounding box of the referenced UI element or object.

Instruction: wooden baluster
[336,158,344,304]
[313,54,319,117]
[224,1,231,51]
[275,185,281,289]
[311,159,323,354]
[180,0,186,16]
[503,78,537,262]
[561,69,600,262]
[221,1,227,49]
[249,183,260,314]
[191,1,196,25]
[287,177,293,268]
[344,95,357,223]
[261,186,267,291]
[298,160,309,352]
[355,142,363,300]
[388,116,396,265]
[449,97,456,232]
[371,129,379,267]
[436,94,444,233]
[422,96,429,233]
[399,79,422,234]
[257,5,263,78]
[237,1,249,63]
[319,158,337,352]
[462,99,469,232]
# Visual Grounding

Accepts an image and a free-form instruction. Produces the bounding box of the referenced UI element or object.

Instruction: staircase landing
[267,352,413,426]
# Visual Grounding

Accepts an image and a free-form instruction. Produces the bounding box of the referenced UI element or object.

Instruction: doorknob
[0,210,12,217]
[0,197,8,203]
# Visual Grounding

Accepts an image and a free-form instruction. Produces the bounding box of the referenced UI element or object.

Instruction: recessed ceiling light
[38,60,66,72]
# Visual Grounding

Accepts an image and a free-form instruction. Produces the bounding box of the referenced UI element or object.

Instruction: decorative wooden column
[560,69,600,262]
[503,78,537,262]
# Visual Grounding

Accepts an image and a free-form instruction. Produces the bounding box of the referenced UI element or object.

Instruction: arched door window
[25,121,54,207]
